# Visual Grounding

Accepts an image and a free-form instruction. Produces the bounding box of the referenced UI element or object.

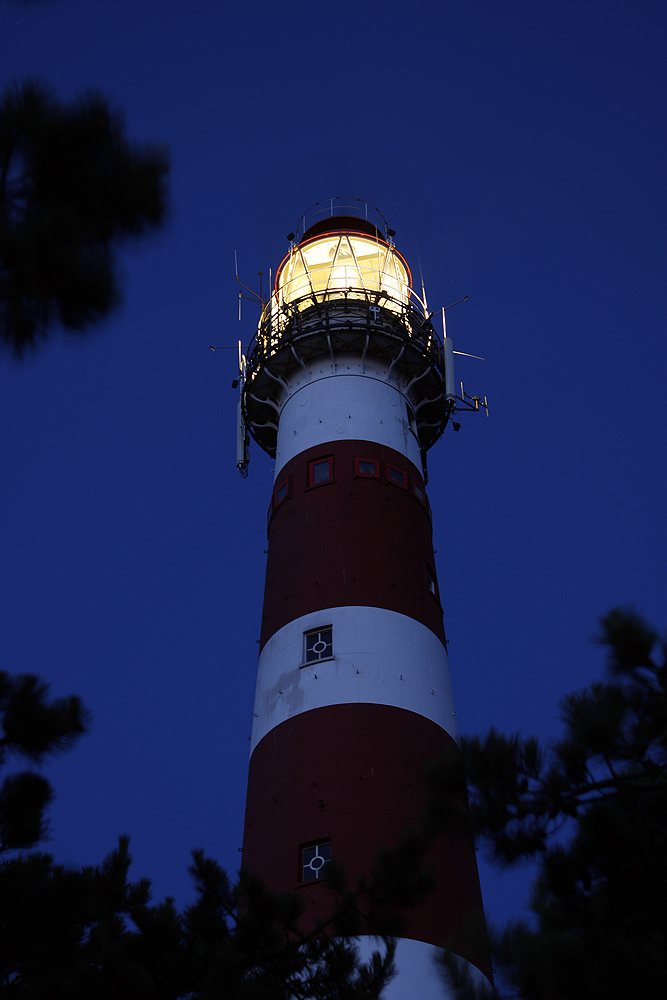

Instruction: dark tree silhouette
[432,608,667,999]
[0,838,406,999]
[0,665,436,998]
[0,79,168,355]
[0,670,88,852]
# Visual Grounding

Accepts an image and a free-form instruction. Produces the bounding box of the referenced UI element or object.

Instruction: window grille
[302,841,331,882]
[304,627,333,663]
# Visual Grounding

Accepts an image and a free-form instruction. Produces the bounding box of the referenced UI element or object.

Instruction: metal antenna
[234,252,264,309]
[235,339,249,475]
[440,299,488,426]
[444,295,469,310]
[211,340,250,476]
[416,246,428,313]
[440,296,482,355]
[459,381,490,418]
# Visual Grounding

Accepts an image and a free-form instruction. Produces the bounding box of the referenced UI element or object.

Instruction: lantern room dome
[302,215,384,242]
[293,197,393,246]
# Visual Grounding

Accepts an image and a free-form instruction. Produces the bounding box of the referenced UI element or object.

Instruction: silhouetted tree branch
[0,79,168,355]
[430,608,667,999]
[0,666,437,997]
[0,670,89,852]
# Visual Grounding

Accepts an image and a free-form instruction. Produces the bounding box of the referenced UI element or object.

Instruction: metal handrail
[245,286,443,373]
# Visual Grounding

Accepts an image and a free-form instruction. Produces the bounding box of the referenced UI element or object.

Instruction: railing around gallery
[245,286,444,374]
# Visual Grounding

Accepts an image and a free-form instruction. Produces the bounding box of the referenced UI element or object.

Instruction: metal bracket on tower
[452,382,489,424]
[442,305,488,433]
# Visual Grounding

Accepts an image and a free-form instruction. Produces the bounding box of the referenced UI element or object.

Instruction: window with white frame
[304,626,333,663]
[301,841,331,882]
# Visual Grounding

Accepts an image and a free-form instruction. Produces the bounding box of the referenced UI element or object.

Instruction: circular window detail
[304,627,333,663]
[302,842,332,882]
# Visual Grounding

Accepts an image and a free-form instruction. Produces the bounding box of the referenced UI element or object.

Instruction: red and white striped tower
[238,199,492,997]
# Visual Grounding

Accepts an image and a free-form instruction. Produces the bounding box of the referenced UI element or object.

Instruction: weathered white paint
[273,356,421,481]
[356,937,494,999]
[250,606,458,753]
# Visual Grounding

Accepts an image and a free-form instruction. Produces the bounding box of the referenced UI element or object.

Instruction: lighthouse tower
[238,199,492,997]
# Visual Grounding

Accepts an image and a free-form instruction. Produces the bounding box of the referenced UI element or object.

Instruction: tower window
[413,481,425,504]
[273,476,291,510]
[428,566,438,596]
[308,456,333,486]
[304,626,333,663]
[387,464,407,488]
[355,457,379,478]
[301,841,331,882]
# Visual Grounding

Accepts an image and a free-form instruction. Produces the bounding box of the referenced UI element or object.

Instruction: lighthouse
[238,198,492,997]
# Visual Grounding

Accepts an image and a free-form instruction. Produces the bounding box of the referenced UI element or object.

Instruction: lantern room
[275,230,412,310]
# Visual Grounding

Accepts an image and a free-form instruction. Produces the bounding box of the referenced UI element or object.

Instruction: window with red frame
[273,476,290,509]
[387,464,407,489]
[413,480,425,504]
[308,456,333,486]
[355,457,379,478]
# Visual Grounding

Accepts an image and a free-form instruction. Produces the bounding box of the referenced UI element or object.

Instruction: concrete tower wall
[240,206,493,996]
[272,357,422,480]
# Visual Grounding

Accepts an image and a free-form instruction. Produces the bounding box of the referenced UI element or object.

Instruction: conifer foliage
[0,836,403,999]
[0,80,168,355]
[436,608,667,998]
[0,668,431,998]
[0,670,88,852]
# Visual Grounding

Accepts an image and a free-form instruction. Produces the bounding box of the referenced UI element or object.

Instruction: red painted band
[241,703,491,979]
[260,440,445,650]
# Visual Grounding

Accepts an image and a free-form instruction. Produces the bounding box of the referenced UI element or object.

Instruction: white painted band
[356,937,493,999]
[250,606,458,753]
[273,357,422,482]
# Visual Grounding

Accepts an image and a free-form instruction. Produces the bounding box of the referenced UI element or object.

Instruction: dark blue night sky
[1,0,665,934]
